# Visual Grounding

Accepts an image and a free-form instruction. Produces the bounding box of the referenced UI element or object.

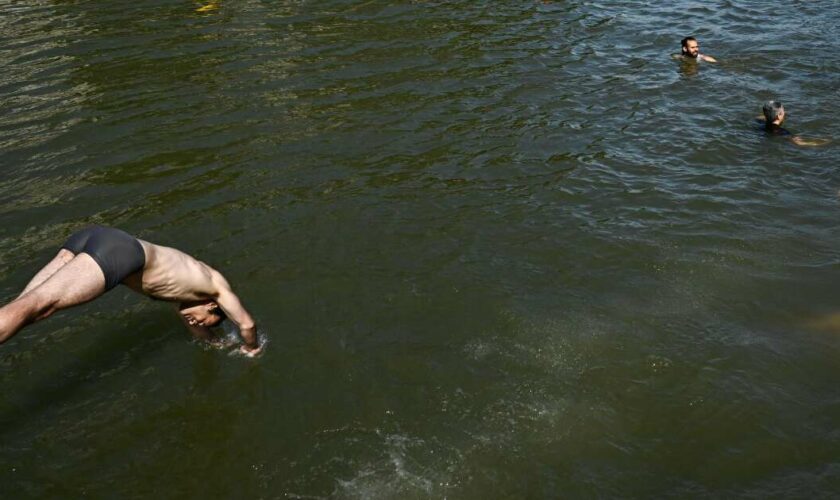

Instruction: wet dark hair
[681,36,697,49]
[762,100,784,122]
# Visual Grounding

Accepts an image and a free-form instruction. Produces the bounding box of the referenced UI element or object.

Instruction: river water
[1,0,839,497]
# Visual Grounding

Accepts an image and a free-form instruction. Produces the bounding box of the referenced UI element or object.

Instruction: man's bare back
[0,226,261,356]
[125,241,224,302]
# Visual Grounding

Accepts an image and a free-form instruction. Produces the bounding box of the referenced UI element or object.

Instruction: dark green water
[2,0,839,497]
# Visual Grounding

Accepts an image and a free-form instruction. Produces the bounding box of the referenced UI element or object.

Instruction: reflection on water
[676,58,701,78]
[1,0,840,497]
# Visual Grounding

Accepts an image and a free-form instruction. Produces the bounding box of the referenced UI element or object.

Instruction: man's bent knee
[12,294,57,324]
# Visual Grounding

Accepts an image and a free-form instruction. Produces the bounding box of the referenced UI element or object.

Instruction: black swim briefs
[61,226,146,290]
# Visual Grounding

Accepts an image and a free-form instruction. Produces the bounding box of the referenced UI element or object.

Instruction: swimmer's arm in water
[807,311,840,332]
[699,54,717,63]
[790,136,830,147]
[754,118,828,146]
[210,271,261,356]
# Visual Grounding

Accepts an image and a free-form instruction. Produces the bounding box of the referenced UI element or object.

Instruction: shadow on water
[676,58,700,79]
[0,308,174,436]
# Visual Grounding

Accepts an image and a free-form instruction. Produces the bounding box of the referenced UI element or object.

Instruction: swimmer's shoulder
[758,123,792,136]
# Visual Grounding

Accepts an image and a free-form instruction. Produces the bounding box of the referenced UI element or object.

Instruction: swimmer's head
[179,300,227,327]
[681,36,699,58]
[762,100,785,124]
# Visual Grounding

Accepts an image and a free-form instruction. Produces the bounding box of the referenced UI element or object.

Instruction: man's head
[762,100,785,124]
[681,36,700,58]
[179,300,227,327]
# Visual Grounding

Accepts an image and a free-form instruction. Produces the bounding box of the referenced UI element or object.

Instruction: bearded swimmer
[0,225,262,356]
[674,36,718,63]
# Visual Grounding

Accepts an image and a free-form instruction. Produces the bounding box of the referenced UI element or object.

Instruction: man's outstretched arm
[791,136,830,147]
[209,271,260,354]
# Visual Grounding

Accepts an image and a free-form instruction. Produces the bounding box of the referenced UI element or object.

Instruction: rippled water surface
[2,0,840,497]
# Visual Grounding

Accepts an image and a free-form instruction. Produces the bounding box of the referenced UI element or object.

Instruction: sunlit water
[1,1,839,497]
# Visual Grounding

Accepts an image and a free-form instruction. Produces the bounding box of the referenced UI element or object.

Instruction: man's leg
[17,249,76,298]
[0,253,106,344]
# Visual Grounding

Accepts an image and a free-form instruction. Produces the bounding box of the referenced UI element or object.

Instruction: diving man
[0,225,262,356]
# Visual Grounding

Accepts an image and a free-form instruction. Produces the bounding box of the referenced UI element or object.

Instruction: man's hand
[237,324,262,357]
[239,343,264,358]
